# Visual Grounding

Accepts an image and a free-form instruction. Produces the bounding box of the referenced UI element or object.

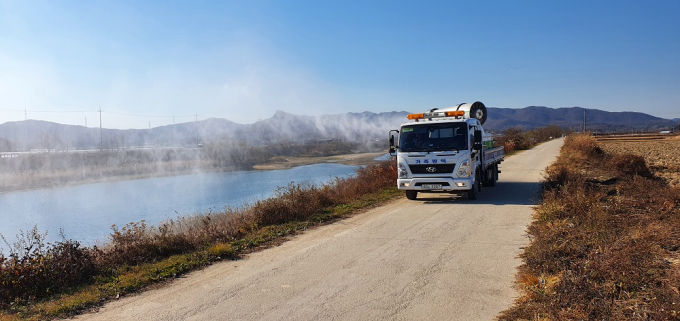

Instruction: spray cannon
[406,101,488,125]
[451,101,487,125]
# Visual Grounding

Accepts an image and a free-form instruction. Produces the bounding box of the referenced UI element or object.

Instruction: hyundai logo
[426,166,437,173]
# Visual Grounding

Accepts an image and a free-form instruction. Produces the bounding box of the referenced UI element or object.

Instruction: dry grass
[500,134,680,320]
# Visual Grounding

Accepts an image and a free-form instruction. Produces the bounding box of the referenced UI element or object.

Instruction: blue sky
[1,0,678,129]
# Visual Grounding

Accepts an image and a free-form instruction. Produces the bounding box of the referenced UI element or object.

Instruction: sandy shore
[252,152,388,170]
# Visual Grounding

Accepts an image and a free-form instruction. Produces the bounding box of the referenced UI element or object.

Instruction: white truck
[388,101,504,200]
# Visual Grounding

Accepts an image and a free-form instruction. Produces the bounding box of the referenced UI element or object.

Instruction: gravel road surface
[75,138,563,321]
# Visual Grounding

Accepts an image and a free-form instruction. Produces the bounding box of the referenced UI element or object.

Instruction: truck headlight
[398,162,409,178]
[457,160,470,177]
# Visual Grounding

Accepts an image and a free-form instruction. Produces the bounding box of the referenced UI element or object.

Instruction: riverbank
[0,152,388,194]
[0,161,399,320]
[0,162,362,251]
[252,152,386,170]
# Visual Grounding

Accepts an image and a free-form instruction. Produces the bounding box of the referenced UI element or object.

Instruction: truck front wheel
[468,169,480,200]
[405,190,418,200]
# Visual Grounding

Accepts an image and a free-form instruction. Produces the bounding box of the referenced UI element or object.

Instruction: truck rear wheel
[405,190,418,200]
[482,168,492,187]
[488,165,497,187]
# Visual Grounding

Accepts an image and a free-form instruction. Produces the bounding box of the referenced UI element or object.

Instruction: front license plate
[422,184,442,189]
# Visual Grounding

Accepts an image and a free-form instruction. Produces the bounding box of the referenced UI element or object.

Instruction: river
[0,163,358,250]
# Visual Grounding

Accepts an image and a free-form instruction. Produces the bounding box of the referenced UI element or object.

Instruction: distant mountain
[0,112,409,151]
[485,106,677,132]
[0,106,676,152]
[0,118,245,151]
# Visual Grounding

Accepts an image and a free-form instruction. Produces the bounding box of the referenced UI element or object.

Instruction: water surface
[0,163,356,249]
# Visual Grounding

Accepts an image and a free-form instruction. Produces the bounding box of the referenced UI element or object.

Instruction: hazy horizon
[1,1,679,129]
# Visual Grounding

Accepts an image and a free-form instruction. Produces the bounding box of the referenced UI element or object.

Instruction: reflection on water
[373,154,392,161]
[0,163,357,248]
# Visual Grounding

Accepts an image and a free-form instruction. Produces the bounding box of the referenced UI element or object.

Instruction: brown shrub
[608,153,653,178]
[563,134,603,159]
[0,229,95,309]
[542,162,584,192]
[44,240,97,291]
[96,220,200,270]
[251,183,325,225]
[249,162,396,226]
[503,141,515,154]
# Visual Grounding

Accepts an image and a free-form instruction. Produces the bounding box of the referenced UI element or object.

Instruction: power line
[0,108,31,112]
[3,108,205,133]
[29,110,95,113]
[0,109,96,113]
[0,108,194,119]
[103,110,195,118]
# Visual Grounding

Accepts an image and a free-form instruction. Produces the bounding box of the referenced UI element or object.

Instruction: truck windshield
[399,123,467,152]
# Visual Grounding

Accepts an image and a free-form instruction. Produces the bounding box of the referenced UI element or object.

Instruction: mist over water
[0,163,357,249]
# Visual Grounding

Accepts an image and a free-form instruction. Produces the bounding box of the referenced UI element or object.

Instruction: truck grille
[409,164,456,174]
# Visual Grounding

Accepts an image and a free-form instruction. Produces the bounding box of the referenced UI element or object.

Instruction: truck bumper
[397,177,474,192]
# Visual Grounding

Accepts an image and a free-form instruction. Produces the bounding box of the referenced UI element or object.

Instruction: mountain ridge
[0,106,676,151]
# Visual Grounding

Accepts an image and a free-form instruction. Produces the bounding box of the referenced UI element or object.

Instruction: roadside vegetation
[0,160,398,320]
[494,125,564,154]
[500,134,680,320]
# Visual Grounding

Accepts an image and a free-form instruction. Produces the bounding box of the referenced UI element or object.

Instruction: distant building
[659,130,673,134]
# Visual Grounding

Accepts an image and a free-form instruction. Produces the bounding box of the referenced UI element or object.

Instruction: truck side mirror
[473,129,482,151]
[388,130,398,155]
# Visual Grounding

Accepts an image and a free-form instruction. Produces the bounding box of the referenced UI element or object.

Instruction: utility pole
[195,112,199,148]
[85,116,87,127]
[99,107,103,151]
[149,121,151,130]
[23,109,27,151]
[24,109,27,120]
[583,108,587,133]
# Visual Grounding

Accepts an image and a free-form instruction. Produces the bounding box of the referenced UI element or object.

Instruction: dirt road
[76,138,563,321]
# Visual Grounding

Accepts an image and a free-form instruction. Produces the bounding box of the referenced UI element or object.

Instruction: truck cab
[388,101,503,200]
